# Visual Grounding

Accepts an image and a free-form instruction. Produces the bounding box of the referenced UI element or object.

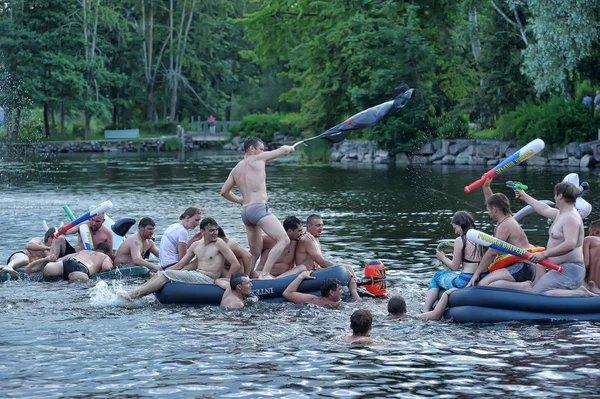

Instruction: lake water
[2,150,600,398]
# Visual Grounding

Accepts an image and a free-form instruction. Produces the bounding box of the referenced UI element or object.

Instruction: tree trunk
[60,102,65,137]
[14,107,21,139]
[85,112,91,140]
[50,106,56,138]
[146,83,154,124]
[5,107,12,138]
[43,103,50,138]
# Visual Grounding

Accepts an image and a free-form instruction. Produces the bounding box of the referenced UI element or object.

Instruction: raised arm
[515,189,559,220]
[283,270,317,304]
[482,177,493,201]
[220,172,243,205]
[256,145,295,162]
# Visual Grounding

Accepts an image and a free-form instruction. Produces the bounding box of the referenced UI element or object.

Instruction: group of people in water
[3,136,600,341]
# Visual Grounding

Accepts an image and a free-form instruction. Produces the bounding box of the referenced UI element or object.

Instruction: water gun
[506,181,528,191]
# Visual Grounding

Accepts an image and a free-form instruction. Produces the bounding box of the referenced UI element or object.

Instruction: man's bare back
[72,250,113,275]
[296,232,333,270]
[584,236,600,288]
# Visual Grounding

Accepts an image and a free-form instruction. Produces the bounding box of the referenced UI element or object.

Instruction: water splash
[89,279,144,308]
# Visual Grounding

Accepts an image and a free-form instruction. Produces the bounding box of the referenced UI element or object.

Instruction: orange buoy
[362,260,388,297]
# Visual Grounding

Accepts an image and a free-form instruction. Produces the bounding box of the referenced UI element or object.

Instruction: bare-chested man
[113,217,160,271]
[282,270,361,307]
[41,242,113,281]
[118,218,241,301]
[220,272,253,309]
[220,137,294,279]
[515,182,589,296]
[468,178,539,289]
[295,214,337,270]
[51,214,114,258]
[583,220,600,293]
[256,215,307,278]
[3,228,56,277]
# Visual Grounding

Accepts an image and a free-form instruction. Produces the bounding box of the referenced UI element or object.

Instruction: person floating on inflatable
[424,211,484,311]
[467,178,540,291]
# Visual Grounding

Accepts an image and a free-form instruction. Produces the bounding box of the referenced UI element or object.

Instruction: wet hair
[388,296,407,314]
[179,207,200,220]
[451,211,477,234]
[139,217,155,229]
[283,215,302,231]
[350,309,373,335]
[590,219,600,232]
[95,242,111,255]
[230,272,248,291]
[244,137,264,152]
[307,214,322,226]
[44,227,56,244]
[486,193,511,216]
[555,182,578,204]
[218,227,226,238]
[200,217,218,230]
[320,278,341,297]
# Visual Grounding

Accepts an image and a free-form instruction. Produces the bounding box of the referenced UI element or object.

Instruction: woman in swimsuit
[424,211,484,311]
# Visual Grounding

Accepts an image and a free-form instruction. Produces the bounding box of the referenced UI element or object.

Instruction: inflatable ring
[436,240,454,270]
[488,247,545,272]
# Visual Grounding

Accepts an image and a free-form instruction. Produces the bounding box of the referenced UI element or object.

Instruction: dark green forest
[1,0,600,152]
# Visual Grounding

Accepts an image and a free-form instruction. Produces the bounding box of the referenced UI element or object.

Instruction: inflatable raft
[0,266,150,282]
[444,286,600,323]
[155,265,352,305]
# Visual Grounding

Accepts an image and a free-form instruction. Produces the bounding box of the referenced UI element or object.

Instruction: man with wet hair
[256,215,308,278]
[342,309,373,344]
[220,136,295,280]
[388,288,458,320]
[40,243,114,281]
[217,227,252,278]
[282,270,361,307]
[515,182,591,296]
[114,217,160,271]
[118,218,241,301]
[220,272,253,309]
[468,178,538,290]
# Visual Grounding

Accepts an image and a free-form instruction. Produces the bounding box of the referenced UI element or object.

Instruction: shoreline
[3,136,600,169]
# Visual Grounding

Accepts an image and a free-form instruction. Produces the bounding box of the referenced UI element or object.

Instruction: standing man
[118,218,241,301]
[220,272,253,309]
[114,217,160,272]
[220,137,295,279]
[516,182,587,296]
[467,178,538,290]
[256,215,307,278]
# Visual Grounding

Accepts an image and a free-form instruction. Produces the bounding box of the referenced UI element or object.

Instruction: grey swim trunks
[531,262,585,295]
[241,203,272,226]
[506,262,535,282]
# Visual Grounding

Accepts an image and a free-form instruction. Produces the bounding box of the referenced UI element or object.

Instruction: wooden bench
[104,129,140,139]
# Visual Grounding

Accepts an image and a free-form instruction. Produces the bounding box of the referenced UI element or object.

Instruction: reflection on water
[2,150,600,397]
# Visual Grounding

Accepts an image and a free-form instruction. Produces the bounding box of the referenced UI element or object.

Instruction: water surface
[2,150,600,398]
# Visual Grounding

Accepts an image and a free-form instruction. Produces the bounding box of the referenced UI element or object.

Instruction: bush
[496,97,600,145]
[434,115,469,139]
[237,113,303,142]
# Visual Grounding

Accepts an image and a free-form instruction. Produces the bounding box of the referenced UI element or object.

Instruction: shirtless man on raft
[468,178,539,290]
[515,182,592,296]
[583,220,600,293]
[220,137,294,279]
[114,217,161,272]
[2,229,56,277]
[118,218,241,301]
[256,215,308,278]
[40,243,113,281]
